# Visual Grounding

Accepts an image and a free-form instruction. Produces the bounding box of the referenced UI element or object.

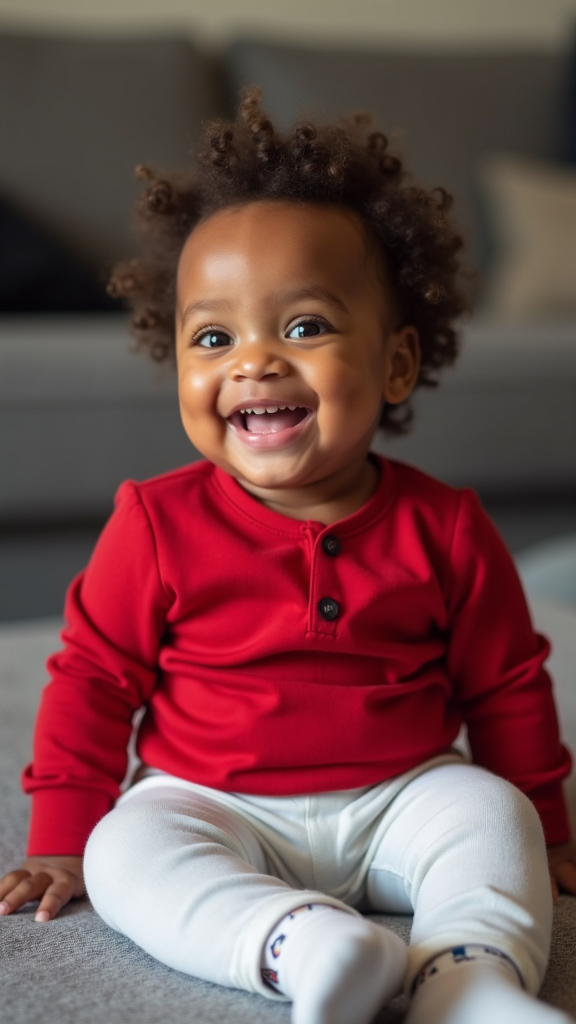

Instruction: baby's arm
[0,855,85,922]
[445,490,573,861]
[15,483,169,896]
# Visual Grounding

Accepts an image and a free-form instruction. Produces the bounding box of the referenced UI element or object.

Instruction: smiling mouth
[228,406,310,434]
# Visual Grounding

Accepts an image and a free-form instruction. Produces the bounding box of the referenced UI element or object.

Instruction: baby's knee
[425,765,544,844]
[84,789,267,907]
[83,805,128,927]
[411,765,549,883]
[83,800,145,905]
[462,771,546,850]
[84,794,181,914]
[85,795,149,863]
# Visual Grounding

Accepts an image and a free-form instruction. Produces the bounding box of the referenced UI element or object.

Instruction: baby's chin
[217,450,329,495]
[227,463,320,495]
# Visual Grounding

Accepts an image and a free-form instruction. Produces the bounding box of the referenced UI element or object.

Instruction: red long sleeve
[21,456,572,854]
[21,487,169,853]
[445,489,571,842]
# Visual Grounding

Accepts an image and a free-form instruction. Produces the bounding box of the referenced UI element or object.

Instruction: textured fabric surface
[1,611,575,1023]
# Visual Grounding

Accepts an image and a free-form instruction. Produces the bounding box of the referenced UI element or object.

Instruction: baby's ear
[382,326,420,404]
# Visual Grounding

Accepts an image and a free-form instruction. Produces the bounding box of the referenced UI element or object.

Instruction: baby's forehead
[178,200,388,289]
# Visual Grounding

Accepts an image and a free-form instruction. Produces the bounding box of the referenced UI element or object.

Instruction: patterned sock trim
[261,903,318,993]
[410,944,525,996]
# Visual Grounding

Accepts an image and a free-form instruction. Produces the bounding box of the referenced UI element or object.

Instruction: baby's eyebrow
[181,298,235,328]
[180,286,349,329]
[270,286,350,314]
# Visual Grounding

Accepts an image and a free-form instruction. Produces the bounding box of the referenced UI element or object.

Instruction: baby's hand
[547,840,576,902]
[0,856,85,922]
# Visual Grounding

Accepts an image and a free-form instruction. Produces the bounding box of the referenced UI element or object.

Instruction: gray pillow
[0,32,223,266]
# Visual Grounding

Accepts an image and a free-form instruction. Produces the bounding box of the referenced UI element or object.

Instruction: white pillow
[477,155,576,322]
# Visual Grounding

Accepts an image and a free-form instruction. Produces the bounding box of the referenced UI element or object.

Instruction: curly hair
[108,87,470,436]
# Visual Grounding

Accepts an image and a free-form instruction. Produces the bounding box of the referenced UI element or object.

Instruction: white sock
[261,903,408,1024]
[405,945,573,1024]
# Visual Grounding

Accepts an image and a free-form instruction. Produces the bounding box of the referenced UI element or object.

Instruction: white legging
[83,758,552,1001]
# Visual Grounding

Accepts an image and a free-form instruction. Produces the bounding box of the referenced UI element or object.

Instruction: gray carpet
[1,610,575,1023]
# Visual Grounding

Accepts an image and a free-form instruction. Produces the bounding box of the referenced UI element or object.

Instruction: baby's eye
[195,330,232,349]
[287,320,328,340]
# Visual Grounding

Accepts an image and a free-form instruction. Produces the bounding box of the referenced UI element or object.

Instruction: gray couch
[1,32,576,521]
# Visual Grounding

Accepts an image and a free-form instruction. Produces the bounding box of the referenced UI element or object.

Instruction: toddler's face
[175,201,418,505]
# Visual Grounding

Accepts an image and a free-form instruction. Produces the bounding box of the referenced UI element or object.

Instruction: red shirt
[21,455,572,855]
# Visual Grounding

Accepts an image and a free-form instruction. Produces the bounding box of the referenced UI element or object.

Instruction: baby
[2,88,576,1024]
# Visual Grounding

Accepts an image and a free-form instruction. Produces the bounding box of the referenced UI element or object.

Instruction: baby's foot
[261,904,407,1024]
[405,949,573,1024]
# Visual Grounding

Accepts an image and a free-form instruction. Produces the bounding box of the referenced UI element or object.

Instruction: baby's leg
[83,781,406,1022]
[365,762,572,1024]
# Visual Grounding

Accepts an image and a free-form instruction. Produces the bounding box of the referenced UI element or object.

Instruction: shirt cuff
[26,787,115,857]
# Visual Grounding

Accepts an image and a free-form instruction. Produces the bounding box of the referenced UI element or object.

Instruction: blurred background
[1,0,576,621]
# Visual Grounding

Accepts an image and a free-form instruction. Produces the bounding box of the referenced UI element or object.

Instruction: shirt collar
[212,452,397,538]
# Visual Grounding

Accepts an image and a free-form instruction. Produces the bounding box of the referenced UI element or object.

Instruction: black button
[322,534,341,557]
[318,597,340,621]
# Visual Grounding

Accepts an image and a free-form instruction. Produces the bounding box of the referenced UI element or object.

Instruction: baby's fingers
[0,871,72,921]
[0,869,33,907]
[33,877,73,922]
[0,868,31,901]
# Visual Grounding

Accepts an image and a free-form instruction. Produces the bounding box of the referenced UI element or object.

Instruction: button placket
[307,530,342,635]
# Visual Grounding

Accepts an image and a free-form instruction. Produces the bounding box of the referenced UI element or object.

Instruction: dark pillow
[0,194,120,312]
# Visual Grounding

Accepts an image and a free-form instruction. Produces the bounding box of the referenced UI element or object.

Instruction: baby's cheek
[323,371,382,423]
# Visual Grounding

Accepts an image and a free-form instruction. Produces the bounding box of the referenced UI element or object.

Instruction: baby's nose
[230,338,290,380]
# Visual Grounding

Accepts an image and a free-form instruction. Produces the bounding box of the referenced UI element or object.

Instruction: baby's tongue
[245,408,305,434]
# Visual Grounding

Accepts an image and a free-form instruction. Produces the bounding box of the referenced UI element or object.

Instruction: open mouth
[226,405,313,449]
[229,406,309,434]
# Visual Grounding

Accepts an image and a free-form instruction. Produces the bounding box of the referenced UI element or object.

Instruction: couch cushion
[1,315,575,524]
[0,315,196,523]
[0,32,222,266]
[225,41,566,267]
[376,319,576,494]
